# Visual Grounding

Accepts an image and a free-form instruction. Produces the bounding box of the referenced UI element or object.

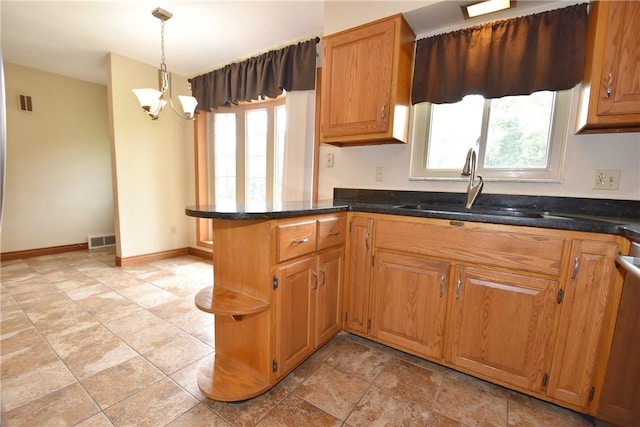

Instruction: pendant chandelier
[132,8,198,120]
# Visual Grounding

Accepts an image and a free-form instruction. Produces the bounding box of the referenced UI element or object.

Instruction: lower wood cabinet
[342,212,627,415]
[446,266,559,391]
[370,250,449,359]
[547,239,621,411]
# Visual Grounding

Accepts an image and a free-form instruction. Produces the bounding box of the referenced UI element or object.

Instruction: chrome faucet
[461,148,483,209]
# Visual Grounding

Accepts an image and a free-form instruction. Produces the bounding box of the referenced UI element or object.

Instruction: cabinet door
[595,1,640,118]
[576,1,640,132]
[315,248,344,347]
[547,239,619,410]
[447,266,559,391]
[343,216,374,334]
[275,257,315,377]
[322,18,394,139]
[371,251,449,359]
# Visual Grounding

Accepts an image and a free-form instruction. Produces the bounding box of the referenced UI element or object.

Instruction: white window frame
[409,89,571,182]
[209,97,286,205]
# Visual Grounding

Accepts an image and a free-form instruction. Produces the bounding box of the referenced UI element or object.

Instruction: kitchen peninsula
[186,190,639,418]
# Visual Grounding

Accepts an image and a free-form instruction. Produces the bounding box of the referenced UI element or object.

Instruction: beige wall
[107,53,194,259]
[1,63,114,252]
[318,1,640,201]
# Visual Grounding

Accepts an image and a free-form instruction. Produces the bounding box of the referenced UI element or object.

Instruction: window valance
[411,3,588,105]
[191,38,318,111]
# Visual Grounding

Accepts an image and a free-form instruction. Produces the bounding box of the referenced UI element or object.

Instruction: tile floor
[1,248,596,426]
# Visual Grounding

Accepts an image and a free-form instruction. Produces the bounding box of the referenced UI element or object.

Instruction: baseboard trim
[188,247,212,261]
[1,243,89,261]
[116,248,190,267]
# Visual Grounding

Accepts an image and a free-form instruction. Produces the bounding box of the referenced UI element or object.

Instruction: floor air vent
[88,234,116,249]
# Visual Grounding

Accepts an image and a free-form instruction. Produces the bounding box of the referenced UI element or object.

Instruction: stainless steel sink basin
[392,203,545,218]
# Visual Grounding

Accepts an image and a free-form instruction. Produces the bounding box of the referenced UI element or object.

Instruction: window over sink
[410,89,571,182]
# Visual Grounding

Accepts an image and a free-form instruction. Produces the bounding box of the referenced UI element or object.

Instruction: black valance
[191,38,318,111]
[411,3,588,105]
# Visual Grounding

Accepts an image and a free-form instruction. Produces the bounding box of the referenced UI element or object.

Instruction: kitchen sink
[392,203,546,218]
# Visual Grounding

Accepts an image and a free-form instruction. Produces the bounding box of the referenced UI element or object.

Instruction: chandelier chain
[160,19,166,68]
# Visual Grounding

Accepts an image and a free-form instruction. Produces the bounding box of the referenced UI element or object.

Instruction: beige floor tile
[170,357,209,400]
[151,274,206,298]
[74,412,115,427]
[508,392,593,426]
[3,383,99,427]
[433,375,508,427]
[345,385,431,426]
[76,291,144,322]
[62,335,138,380]
[104,378,198,427]
[143,333,213,375]
[29,307,99,337]
[0,310,33,335]
[427,412,470,427]
[257,394,341,426]
[166,403,231,426]
[81,356,165,409]
[326,338,391,382]
[191,323,215,347]
[0,360,77,412]
[116,282,182,308]
[1,338,59,378]
[47,323,124,359]
[0,325,42,355]
[373,356,443,406]
[149,298,213,334]
[63,283,114,301]
[295,363,370,421]
[204,381,290,426]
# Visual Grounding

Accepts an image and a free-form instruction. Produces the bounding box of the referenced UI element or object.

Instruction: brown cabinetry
[195,213,346,401]
[320,14,415,146]
[371,250,449,359]
[547,239,621,411]
[576,0,640,133]
[447,266,559,391]
[343,214,374,334]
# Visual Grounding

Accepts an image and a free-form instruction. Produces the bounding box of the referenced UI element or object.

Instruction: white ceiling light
[133,8,198,120]
[462,0,512,19]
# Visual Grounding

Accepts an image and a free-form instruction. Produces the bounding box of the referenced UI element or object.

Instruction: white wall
[318,1,640,202]
[1,63,114,252]
[107,53,194,259]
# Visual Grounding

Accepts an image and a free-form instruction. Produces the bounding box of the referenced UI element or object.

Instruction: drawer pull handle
[605,73,613,98]
[292,237,309,244]
[312,271,318,290]
[439,275,445,297]
[320,267,326,286]
[328,230,340,236]
[381,103,386,119]
[455,279,462,300]
[365,231,370,250]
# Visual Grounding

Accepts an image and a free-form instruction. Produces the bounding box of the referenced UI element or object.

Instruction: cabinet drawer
[276,220,317,263]
[317,216,347,251]
[375,219,567,277]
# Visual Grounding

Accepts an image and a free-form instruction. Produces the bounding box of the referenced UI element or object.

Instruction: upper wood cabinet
[575,1,640,133]
[320,15,415,146]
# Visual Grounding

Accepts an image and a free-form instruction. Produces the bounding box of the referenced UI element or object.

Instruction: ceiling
[1,0,571,86]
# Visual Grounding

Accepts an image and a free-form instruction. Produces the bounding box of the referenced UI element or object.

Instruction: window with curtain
[210,98,286,205]
[409,4,587,182]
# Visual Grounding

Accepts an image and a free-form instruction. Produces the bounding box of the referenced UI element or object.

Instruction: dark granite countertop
[185,189,640,241]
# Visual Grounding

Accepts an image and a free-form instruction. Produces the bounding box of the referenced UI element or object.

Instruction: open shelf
[197,354,271,402]
[195,286,270,316]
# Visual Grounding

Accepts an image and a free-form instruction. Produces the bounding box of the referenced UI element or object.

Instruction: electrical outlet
[170,225,177,234]
[326,153,334,168]
[375,166,384,182]
[592,169,621,190]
